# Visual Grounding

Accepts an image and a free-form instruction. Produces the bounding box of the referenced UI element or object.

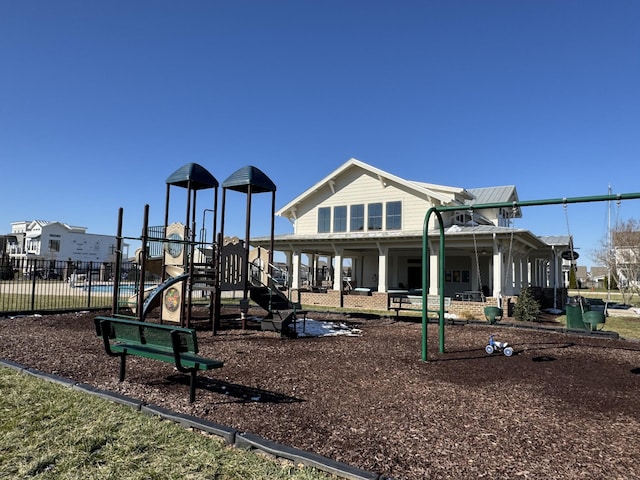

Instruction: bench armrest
[171,330,193,373]
[95,318,120,358]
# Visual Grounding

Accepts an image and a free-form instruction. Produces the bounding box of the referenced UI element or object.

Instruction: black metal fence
[0,258,138,317]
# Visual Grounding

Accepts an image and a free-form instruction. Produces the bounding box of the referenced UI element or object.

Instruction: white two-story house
[251,158,570,310]
[6,220,120,264]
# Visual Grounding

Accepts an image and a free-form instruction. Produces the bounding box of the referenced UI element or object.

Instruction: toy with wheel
[485,334,514,356]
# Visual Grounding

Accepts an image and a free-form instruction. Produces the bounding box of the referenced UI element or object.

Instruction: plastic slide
[140,273,188,320]
[127,263,185,316]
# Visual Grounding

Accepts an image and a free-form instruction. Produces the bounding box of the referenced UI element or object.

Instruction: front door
[408,266,421,290]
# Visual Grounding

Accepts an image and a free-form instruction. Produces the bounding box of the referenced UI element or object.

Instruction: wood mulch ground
[2,307,640,480]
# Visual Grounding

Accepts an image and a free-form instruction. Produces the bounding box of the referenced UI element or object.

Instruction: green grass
[553,313,640,340]
[0,368,336,480]
[563,289,640,339]
[567,288,640,307]
[598,315,640,340]
[0,293,111,312]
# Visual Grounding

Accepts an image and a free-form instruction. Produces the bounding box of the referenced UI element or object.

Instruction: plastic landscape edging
[0,358,26,372]
[73,383,145,410]
[0,358,388,480]
[141,403,237,445]
[235,432,384,480]
[22,367,78,387]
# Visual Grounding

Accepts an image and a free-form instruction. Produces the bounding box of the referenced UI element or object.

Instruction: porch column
[332,251,343,291]
[377,245,388,293]
[308,253,318,287]
[513,252,522,293]
[492,242,503,300]
[520,255,527,289]
[429,242,438,296]
[291,249,301,290]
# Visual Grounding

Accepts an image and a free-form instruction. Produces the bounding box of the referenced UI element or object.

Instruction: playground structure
[422,191,640,361]
[110,163,302,336]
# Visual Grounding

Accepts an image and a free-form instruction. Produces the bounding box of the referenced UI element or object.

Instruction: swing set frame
[421,191,640,361]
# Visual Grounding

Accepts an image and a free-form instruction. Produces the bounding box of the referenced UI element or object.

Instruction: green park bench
[94,316,223,403]
[388,294,450,317]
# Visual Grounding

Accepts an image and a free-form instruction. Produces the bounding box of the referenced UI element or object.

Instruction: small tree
[592,218,640,304]
[568,266,578,289]
[513,287,540,322]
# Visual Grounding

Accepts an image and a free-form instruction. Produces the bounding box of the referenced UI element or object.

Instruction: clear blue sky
[2,1,639,268]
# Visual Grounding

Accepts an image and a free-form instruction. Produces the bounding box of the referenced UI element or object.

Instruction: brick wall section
[294,289,519,321]
[343,292,389,310]
[448,296,518,319]
[449,301,491,319]
[297,290,342,308]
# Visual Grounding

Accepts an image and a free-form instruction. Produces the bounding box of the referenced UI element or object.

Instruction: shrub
[460,310,475,321]
[513,287,540,322]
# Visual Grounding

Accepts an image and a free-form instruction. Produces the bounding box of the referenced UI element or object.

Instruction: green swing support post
[421,191,640,362]
[422,208,445,361]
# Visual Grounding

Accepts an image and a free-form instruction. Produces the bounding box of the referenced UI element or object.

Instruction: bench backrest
[95,316,198,354]
[389,294,452,308]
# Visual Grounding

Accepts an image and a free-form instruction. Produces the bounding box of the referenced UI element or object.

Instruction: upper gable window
[333,206,347,232]
[368,203,383,230]
[318,207,331,233]
[350,204,364,232]
[454,212,472,226]
[386,201,402,230]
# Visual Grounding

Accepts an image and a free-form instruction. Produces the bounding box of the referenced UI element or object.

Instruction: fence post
[87,262,93,308]
[29,259,38,311]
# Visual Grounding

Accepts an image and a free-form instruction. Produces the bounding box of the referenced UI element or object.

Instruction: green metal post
[421,190,640,361]
[422,207,445,361]
[438,213,446,354]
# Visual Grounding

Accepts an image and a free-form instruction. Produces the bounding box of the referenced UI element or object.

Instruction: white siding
[11,221,118,263]
[293,167,448,235]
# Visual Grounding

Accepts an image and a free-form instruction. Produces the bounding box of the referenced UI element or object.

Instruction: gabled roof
[26,220,85,233]
[590,266,608,278]
[27,220,50,229]
[277,158,471,218]
[538,235,571,247]
[466,185,522,218]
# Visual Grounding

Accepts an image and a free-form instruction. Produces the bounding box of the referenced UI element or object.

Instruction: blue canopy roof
[222,165,276,193]
[166,163,219,190]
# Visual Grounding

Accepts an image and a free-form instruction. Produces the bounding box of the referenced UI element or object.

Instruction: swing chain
[504,205,516,292]
[469,208,484,299]
[563,199,582,310]
[563,199,576,259]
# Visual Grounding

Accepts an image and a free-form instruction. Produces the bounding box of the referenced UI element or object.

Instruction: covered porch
[251,227,570,311]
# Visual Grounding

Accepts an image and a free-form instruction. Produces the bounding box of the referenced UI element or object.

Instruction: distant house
[612,230,640,287]
[575,265,588,287]
[251,158,571,308]
[4,220,122,264]
[589,266,609,289]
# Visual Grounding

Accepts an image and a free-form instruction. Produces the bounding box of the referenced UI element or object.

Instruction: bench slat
[111,344,223,370]
[95,316,224,402]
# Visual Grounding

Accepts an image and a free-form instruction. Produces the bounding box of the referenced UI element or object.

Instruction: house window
[333,206,347,232]
[454,212,470,226]
[318,207,331,233]
[386,201,402,230]
[350,204,364,231]
[48,239,61,252]
[368,203,383,230]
